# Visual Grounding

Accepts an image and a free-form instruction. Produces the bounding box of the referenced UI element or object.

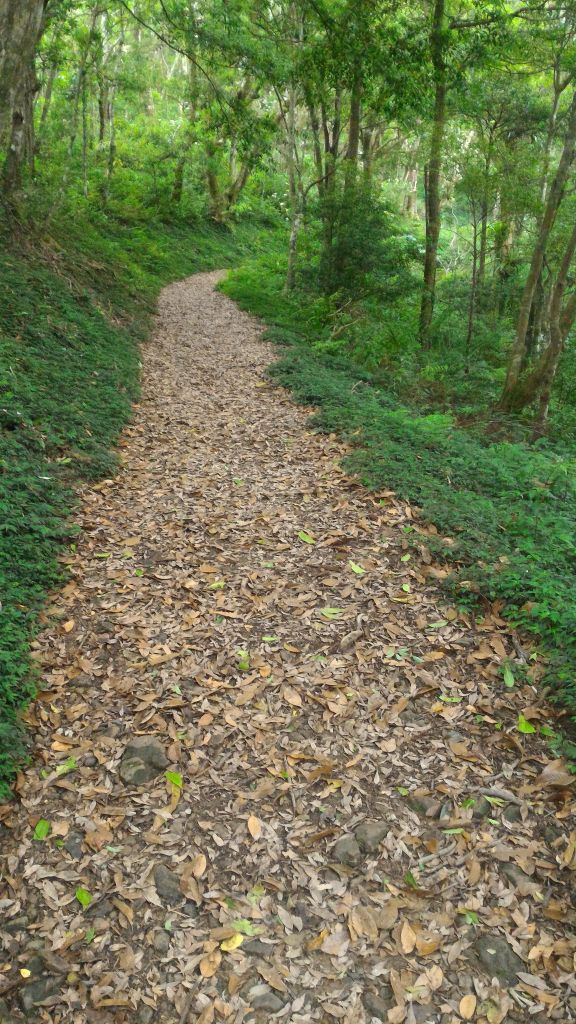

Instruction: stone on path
[119,736,168,785]
[355,821,388,852]
[468,934,524,985]
[333,835,362,866]
[153,863,182,905]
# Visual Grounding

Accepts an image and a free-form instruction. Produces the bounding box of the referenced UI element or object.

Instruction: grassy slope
[221,251,576,748]
[0,215,260,795]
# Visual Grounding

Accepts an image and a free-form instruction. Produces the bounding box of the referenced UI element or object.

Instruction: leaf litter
[0,271,575,1024]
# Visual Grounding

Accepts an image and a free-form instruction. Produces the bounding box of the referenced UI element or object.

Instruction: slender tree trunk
[418,0,447,347]
[206,142,224,221]
[504,221,576,418]
[35,61,56,154]
[304,88,324,196]
[477,143,492,289]
[103,88,116,205]
[172,156,185,204]
[343,75,361,192]
[81,71,88,197]
[285,76,300,291]
[362,127,373,183]
[465,203,479,371]
[499,88,576,410]
[403,165,418,215]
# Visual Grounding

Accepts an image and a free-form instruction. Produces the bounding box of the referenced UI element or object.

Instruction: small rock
[503,804,522,825]
[137,1007,155,1024]
[153,929,171,954]
[242,939,273,956]
[26,955,44,978]
[355,822,388,853]
[468,934,524,985]
[88,898,114,918]
[3,914,30,934]
[333,835,362,866]
[406,794,440,818]
[64,832,84,860]
[99,723,121,738]
[362,988,393,1020]
[84,755,97,768]
[119,736,168,785]
[182,901,198,918]
[439,801,452,822]
[472,797,493,820]
[0,998,19,1024]
[19,976,61,1012]
[153,863,182,905]
[249,986,286,1012]
[500,862,539,896]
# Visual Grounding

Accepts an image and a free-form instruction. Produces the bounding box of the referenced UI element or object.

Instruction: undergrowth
[0,211,262,796]
[221,255,576,745]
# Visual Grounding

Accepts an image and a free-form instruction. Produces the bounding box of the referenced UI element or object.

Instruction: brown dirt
[1,271,575,1024]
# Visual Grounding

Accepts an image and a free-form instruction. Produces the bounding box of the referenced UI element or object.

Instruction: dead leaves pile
[1,272,575,1024]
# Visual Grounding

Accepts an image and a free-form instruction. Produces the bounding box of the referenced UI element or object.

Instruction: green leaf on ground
[517,713,536,734]
[75,887,92,909]
[298,531,315,544]
[33,819,50,841]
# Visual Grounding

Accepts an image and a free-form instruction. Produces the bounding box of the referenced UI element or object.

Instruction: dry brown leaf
[112,898,134,925]
[378,900,399,930]
[282,685,302,707]
[257,964,288,992]
[247,814,262,839]
[321,927,350,958]
[200,950,222,978]
[192,853,207,879]
[349,905,379,942]
[459,993,476,1019]
[400,920,416,954]
[415,933,442,956]
[534,759,575,789]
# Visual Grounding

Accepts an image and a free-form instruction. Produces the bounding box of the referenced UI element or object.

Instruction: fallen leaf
[247,814,262,839]
[460,993,477,1019]
[192,853,207,878]
[400,919,416,954]
[200,950,222,977]
[282,685,302,707]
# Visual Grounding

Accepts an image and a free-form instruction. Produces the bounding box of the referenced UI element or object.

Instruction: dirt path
[1,272,575,1024]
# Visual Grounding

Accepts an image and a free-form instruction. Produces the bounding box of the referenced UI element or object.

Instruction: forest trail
[1,272,575,1024]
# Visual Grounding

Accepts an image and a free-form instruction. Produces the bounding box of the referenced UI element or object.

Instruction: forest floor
[1,272,575,1024]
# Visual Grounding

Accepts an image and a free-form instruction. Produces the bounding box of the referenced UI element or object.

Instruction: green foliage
[222,260,576,726]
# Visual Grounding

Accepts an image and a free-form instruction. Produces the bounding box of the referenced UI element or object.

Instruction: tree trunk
[465,203,478,371]
[81,70,88,197]
[499,87,576,410]
[304,87,324,196]
[35,61,56,154]
[477,143,492,289]
[403,165,418,215]
[502,221,576,418]
[1,0,47,196]
[362,127,373,183]
[103,88,116,205]
[418,0,447,347]
[285,76,300,291]
[343,75,361,192]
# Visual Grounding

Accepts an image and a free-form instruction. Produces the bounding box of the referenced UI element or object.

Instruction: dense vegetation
[2,0,576,789]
